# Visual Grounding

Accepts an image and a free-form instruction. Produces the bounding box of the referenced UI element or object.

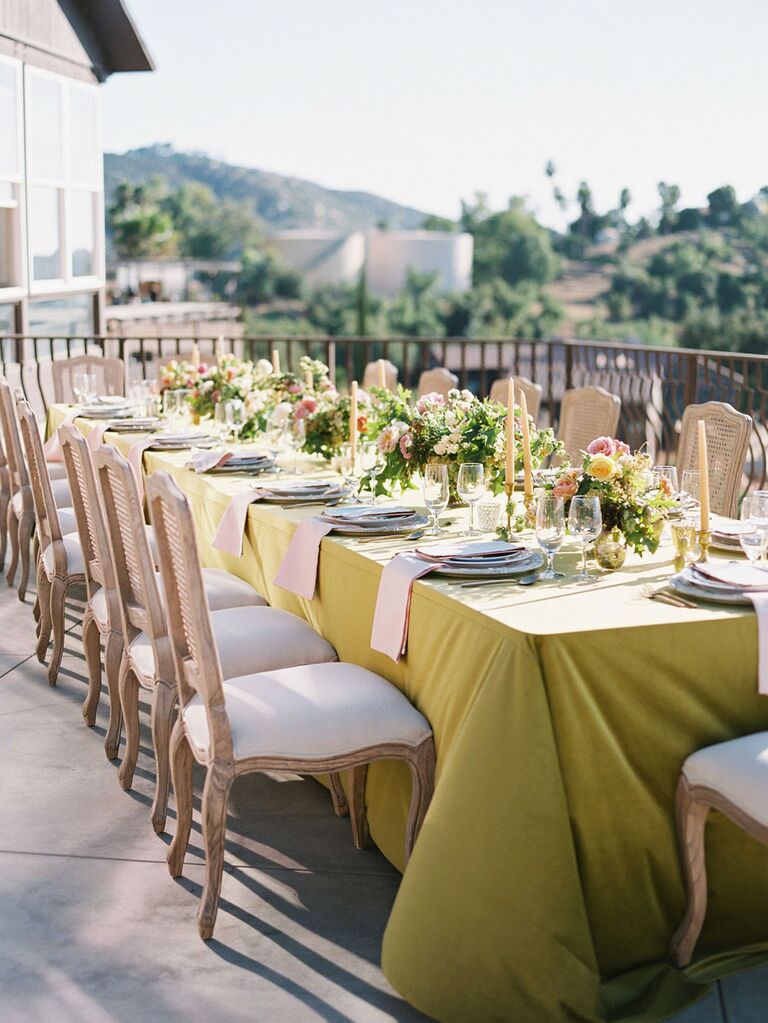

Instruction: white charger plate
[434,550,544,578]
[669,569,752,606]
[329,514,428,536]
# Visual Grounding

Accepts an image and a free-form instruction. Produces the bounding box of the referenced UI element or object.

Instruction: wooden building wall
[0,0,98,82]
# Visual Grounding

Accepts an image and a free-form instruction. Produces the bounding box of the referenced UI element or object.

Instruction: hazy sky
[104,0,768,228]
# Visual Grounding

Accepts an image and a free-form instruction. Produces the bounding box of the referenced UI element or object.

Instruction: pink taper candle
[697,420,710,532]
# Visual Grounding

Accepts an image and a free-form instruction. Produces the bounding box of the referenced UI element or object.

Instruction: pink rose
[399,433,413,460]
[294,396,318,420]
[552,476,579,500]
[586,436,616,457]
[416,392,446,413]
[287,382,301,394]
[614,440,631,456]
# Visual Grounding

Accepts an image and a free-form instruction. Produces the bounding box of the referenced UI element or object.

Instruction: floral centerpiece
[188,354,271,439]
[364,387,563,498]
[158,359,200,392]
[300,385,372,461]
[546,436,676,554]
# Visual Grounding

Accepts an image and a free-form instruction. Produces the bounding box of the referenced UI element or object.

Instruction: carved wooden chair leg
[167,721,194,878]
[35,565,52,663]
[17,508,34,601]
[47,575,69,685]
[117,662,141,790]
[6,503,18,587]
[0,490,8,569]
[670,778,711,967]
[150,679,178,834]
[328,772,349,817]
[404,739,436,863]
[197,764,233,940]
[103,631,124,760]
[81,610,102,726]
[349,764,370,850]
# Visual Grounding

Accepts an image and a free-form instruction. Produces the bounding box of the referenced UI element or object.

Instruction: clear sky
[104,0,768,228]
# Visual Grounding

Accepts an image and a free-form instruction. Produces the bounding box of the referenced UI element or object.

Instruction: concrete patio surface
[0,579,765,1023]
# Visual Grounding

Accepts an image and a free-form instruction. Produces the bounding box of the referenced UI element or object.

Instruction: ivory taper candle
[698,420,710,531]
[349,381,358,460]
[190,343,200,369]
[377,359,387,389]
[305,370,313,392]
[519,389,533,499]
[271,348,281,375]
[505,378,515,495]
[215,335,224,359]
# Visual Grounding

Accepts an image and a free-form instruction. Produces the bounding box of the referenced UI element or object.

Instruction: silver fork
[641,584,697,609]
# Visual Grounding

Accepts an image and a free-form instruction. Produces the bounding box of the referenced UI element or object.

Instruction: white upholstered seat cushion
[47,462,68,481]
[683,731,768,827]
[199,568,267,610]
[90,587,108,629]
[41,531,85,578]
[182,661,432,762]
[128,605,336,683]
[10,476,71,517]
[58,507,77,534]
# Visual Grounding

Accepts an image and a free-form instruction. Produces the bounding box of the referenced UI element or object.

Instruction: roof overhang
[58,0,155,80]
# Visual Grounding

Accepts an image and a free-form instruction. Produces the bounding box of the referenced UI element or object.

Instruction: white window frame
[0,54,26,303]
[24,65,104,298]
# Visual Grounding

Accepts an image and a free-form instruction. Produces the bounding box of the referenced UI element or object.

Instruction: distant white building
[269,228,473,296]
[365,230,473,297]
[270,230,365,287]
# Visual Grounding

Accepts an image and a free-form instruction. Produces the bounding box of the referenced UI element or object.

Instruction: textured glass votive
[477,501,502,532]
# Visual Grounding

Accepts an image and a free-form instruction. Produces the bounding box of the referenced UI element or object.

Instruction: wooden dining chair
[52,354,125,402]
[0,378,73,600]
[676,402,752,517]
[59,425,126,756]
[417,367,459,398]
[671,730,768,966]
[556,385,622,465]
[94,446,339,833]
[489,376,543,422]
[147,470,436,939]
[16,399,86,686]
[362,359,398,392]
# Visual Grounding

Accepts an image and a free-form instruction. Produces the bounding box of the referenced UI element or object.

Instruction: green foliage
[471,198,560,287]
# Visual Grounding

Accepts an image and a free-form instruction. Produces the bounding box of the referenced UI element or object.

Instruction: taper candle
[271,348,281,375]
[698,419,710,532]
[215,335,224,359]
[305,370,313,392]
[505,378,515,494]
[190,343,200,369]
[377,359,387,389]
[349,381,358,460]
[520,390,533,499]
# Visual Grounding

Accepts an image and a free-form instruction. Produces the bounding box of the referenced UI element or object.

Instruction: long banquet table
[49,404,768,1023]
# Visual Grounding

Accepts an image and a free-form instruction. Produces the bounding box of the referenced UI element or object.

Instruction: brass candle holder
[697,528,712,564]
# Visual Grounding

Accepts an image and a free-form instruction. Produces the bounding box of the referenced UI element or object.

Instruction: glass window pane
[29,186,61,281]
[29,296,93,337]
[69,190,95,276]
[0,304,14,334]
[28,74,63,180]
[0,206,18,287]
[0,63,18,177]
[0,182,14,203]
[68,88,99,186]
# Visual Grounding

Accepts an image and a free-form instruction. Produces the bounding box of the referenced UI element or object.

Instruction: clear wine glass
[739,496,766,565]
[652,465,679,495]
[214,402,232,445]
[680,469,701,524]
[228,398,246,447]
[340,442,362,501]
[568,494,602,582]
[285,417,306,474]
[535,493,565,580]
[361,441,384,500]
[422,464,449,536]
[267,420,286,470]
[162,390,179,421]
[457,462,485,537]
[72,371,96,405]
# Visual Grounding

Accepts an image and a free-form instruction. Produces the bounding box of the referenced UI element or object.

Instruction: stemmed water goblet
[568,494,603,582]
[285,417,306,474]
[214,402,232,446]
[739,495,766,565]
[267,418,287,471]
[340,442,363,501]
[652,465,679,496]
[535,493,565,580]
[457,463,485,537]
[361,442,384,500]
[422,464,449,536]
[227,399,246,447]
[72,371,97,405]
[680,470,700,520]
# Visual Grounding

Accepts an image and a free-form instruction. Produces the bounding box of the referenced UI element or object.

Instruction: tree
[471,198,560,287]
[107,178,177,259]
[706,185,740,227]
[421,214,456,232]
[657,181,681,233]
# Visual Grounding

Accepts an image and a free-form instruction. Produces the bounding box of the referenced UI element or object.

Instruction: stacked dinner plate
[149,431,217,450]
[669,561,768,605]
[710,521,746,552]
[77,403,134,420]
[413,539,544,579]
[252,479,349,503]
[205,453,275,475]
[320,505,427,536]
[104,417,160,433]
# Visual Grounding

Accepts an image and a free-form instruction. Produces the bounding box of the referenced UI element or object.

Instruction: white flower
[271,401,292,426]
[256,359,274,377]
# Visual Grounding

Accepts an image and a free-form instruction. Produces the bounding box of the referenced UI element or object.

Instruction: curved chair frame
[52,354,125,403]
[17,399,85,685]
[676,401,752,518]
[489,375,544,422]
[147,470,435,939]
[0,377,35,599]
[362,359,398,392]
[417,367,459,398]
[556,385,621,465]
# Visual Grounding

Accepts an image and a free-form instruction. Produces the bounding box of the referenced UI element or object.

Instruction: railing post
[684,353,698,408]
[326,339,336,382]
[565,341,573,392]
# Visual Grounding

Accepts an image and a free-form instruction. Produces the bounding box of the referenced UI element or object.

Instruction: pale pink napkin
[86,421,110,452]
[370,553,443,662]
[749,593,768,695]
[273,518,334,598]
[127,438,157,495]
[44,408,79,461]
[187,449,232,473]
[211,490,266,557]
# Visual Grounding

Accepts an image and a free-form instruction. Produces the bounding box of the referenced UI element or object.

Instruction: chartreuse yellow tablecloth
[48,404,768,1023]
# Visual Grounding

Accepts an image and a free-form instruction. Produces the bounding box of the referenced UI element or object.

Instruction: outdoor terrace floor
[0,579,765,1023]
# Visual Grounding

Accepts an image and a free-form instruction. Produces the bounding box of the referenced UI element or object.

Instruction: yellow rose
[587,453,617,483]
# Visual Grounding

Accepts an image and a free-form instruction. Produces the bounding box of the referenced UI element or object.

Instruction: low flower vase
[594,528,627,570]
